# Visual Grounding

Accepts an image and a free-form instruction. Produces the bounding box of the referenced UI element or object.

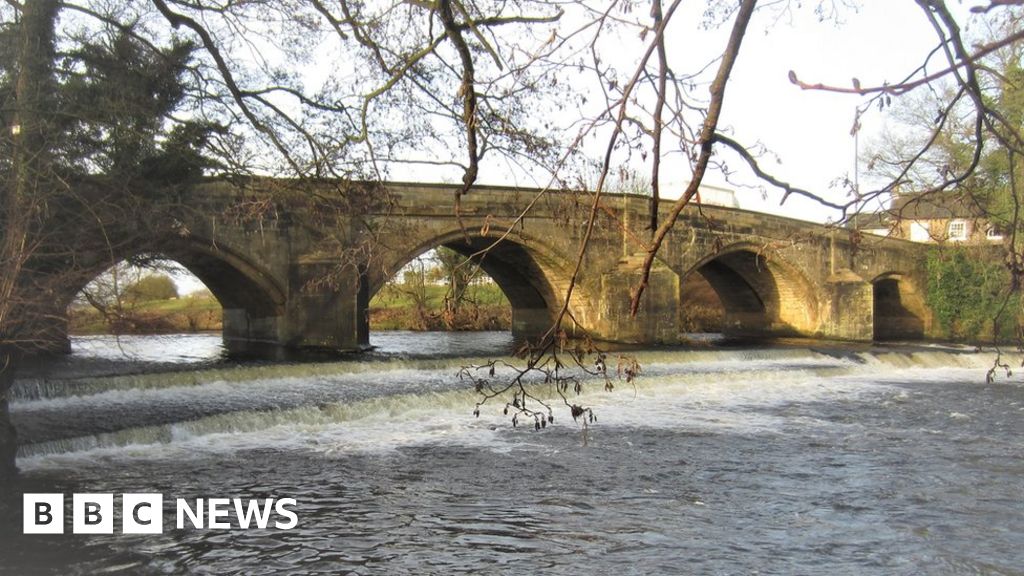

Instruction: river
[1,332,1023,575]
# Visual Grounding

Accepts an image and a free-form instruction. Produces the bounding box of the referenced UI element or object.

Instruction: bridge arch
[167,240,285,318]
[65,238,286,356]
[680,243,819,337]
[370,231,592,338]
[871,272,927,341]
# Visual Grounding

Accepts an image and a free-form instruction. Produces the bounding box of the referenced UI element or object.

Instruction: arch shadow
[371,231,589,339]
[64,237,286,357]
[680,244,818,338]
[871,273,926,341]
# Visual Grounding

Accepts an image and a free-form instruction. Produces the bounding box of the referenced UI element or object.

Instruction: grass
[69,291,222,335]
[371,283,508,308]
[370,282,511,331]
[69,282,514,335]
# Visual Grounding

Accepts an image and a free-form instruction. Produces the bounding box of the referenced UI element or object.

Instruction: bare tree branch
[629,0,758,316]
[648,0,668,232]
[149,0,308,176]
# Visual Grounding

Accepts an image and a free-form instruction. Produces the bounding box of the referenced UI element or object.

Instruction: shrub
[926,247,1020,341]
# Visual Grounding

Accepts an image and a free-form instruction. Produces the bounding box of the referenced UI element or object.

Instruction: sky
[167,1,993,292]
[385,1,984,224]
[571,1,983,224]
[715,1,970,223]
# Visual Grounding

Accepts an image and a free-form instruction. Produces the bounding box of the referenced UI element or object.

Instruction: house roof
[887,192,988,220]
[845,211,890,230]
[848,191,989,231]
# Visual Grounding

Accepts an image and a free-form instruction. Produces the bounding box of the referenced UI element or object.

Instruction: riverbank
[369,283,511,331]
[69,283,513,336]
[68,292,222,334]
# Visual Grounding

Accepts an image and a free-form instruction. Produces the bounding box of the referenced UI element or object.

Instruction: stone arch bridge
[59,180,938,357]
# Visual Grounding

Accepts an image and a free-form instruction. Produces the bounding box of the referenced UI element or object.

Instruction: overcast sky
[393,2,983,224]
[177,1,990,292]
[716,1,963,222]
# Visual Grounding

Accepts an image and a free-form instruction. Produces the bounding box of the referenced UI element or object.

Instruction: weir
[9,336,1006,458]
[10,333,1022,574]
[50,180,939,358]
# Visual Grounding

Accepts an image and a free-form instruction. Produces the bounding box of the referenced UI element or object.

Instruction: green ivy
[926,247,1020,341]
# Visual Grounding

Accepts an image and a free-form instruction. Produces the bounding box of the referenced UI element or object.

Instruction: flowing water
[2,332,1023,575]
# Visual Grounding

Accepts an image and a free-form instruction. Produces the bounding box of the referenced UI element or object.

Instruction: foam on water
[11,335,1024,576]
[16,344,1021,470]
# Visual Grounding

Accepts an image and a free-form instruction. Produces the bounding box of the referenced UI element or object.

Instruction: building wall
[892,217,1001,244]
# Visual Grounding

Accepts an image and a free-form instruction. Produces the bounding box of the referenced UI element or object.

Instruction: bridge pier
[222,309,285,358]
[587,261,681,344]
[283,262,368,353]
[220,260,370,358]
[821,269,875,341]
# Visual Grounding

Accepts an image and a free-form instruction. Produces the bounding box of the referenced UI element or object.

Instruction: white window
[986,226,1003,241]
[948,219,968,241]
[910,221,931,242]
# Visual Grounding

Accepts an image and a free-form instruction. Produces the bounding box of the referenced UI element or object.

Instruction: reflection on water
[71,333,226,363]
[67,330,520,362]
[3,333,1024,575]
[369,330,517,358]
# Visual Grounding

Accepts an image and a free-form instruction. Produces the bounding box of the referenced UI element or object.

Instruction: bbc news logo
[24,494,299,534]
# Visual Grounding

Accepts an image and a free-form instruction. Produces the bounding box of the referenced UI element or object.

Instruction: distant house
[650,182,740,208]
[851,191,1004,244]
[694,184,740,209]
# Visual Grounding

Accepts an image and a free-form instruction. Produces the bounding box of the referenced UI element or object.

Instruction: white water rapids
[2,332,1023,575]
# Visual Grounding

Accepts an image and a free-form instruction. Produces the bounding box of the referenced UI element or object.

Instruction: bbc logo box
[23,493,297,533]
[23,493,163,534]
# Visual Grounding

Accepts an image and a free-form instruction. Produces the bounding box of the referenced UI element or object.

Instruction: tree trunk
[0,348,18,491]
[0,0,60,485]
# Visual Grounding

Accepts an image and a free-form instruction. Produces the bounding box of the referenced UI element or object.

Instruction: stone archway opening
[369,246,513,333]
[872,275,926,341]
[66,257,226,362]
[66,246,285,359]
[369,235,586,344]
[679,271,725,334]
[682,248,817,338]
[69,258,222,337]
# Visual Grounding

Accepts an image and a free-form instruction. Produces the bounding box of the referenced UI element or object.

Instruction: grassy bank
[69,292,222,335]
[69,283,512,335]
[370,283,511,331]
